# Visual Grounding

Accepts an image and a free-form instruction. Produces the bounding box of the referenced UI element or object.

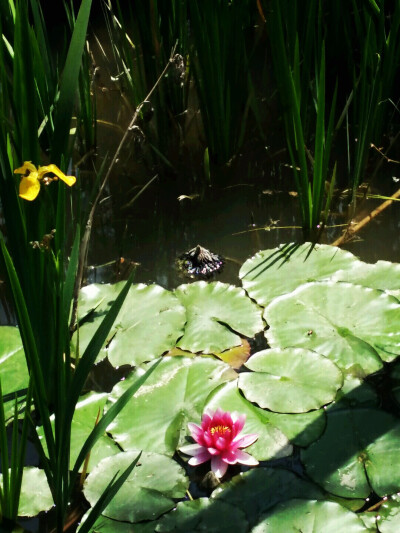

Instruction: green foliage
[83,450,189,523]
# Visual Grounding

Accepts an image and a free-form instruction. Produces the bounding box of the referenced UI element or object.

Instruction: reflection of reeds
[188,0,252,165]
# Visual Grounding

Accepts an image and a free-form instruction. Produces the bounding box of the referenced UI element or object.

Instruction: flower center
[210,425,231,436]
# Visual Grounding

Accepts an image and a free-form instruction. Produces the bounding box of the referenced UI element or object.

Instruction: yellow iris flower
[14,161,76,201]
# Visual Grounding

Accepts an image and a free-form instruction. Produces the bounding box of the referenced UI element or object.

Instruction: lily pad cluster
[2,242,400,530]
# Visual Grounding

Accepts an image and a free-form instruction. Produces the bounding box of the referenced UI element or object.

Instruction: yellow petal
[14,161,37,175]
[19,176,41,201]
[38,164,76,187]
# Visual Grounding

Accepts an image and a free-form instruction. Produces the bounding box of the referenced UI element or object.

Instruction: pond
[1,1,400,532]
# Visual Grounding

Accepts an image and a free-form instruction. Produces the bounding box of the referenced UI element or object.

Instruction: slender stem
[332,188,400,247]
[69,42,178,332]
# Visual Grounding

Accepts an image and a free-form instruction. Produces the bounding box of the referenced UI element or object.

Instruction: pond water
[2,18,400,532]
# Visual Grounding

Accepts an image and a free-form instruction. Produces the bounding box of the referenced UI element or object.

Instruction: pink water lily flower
[180,408,259,478]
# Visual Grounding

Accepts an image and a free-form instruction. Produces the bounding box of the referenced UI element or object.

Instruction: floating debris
[177,245,224,279]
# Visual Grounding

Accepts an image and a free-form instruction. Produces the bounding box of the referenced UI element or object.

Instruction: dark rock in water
[177,245,224,279]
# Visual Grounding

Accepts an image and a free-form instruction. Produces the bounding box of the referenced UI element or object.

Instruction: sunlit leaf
[333,260,400,299]
[205,381,292,461]
[83,451,188,523]
[0,467,53,517]
[240,243,357,307]
[0,326,28,394]
[266,281,400,375]
[175,281,263,353]
[239,348,343,412]
[106,356,236,456]
[72,283,186,366]
[37,392,120,471]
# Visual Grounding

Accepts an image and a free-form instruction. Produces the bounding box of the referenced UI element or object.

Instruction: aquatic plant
[181,408,259,478]
[0,1,160,531]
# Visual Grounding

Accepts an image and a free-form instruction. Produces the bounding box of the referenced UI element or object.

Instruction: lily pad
[301,408,400,498]
[239,348,343,413]
[211,468,323,526]
[175,281,263,353]
[0,326,29,395]
[251,499,369,532]
[72,283,186,367]
[240,243,357,307]
[331,376,378,410]
[265,281,400,375]
[265,409,326,447]
[83,450,188,523]
[332,260,400,299]
[375,493,400,532]
[78,514,156,532]
[155,497,248,532]
[0,467,53,517]
[205,381,292,461]
[38,392,120,472]
[106,356,236,456]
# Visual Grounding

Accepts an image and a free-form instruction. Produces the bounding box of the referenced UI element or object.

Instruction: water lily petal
[19,176,40,201]
[14,161,37,174]
[232,449,259,466]
[207,447,220,456]
[180,443,205,456]
[211,455,228,478]
[188,422,204,443]
[215,436,229,450]
[188,451,211,466]
[38,164,76,186]
[221,449,238,464]
[232,433,259,449]
[203,432,213,447]
[231,413,246,435]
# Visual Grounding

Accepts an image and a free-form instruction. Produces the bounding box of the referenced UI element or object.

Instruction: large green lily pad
[155,498,248,532]
[251,499,369,532]
[239,348,343,413]
[72,282,186,367]
[0,467,53,517]
[78,514,155,532]
[83,450,188,523]
[265,281,400,375]
[38,392,120,472]
[239,243,357,307]
[0,326,29,395]
[175,281,263,353]
[331,376,378,410]
[211,468,323,527]
[205,381,292,461]
[265,409,326,447]
[106,356,236,456]
[301,408,400,498]
[332,259,400,299]
[375,493,400,532]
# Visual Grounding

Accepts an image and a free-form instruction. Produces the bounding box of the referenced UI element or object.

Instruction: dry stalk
[69,43,178,333]
[332,187,400,247]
